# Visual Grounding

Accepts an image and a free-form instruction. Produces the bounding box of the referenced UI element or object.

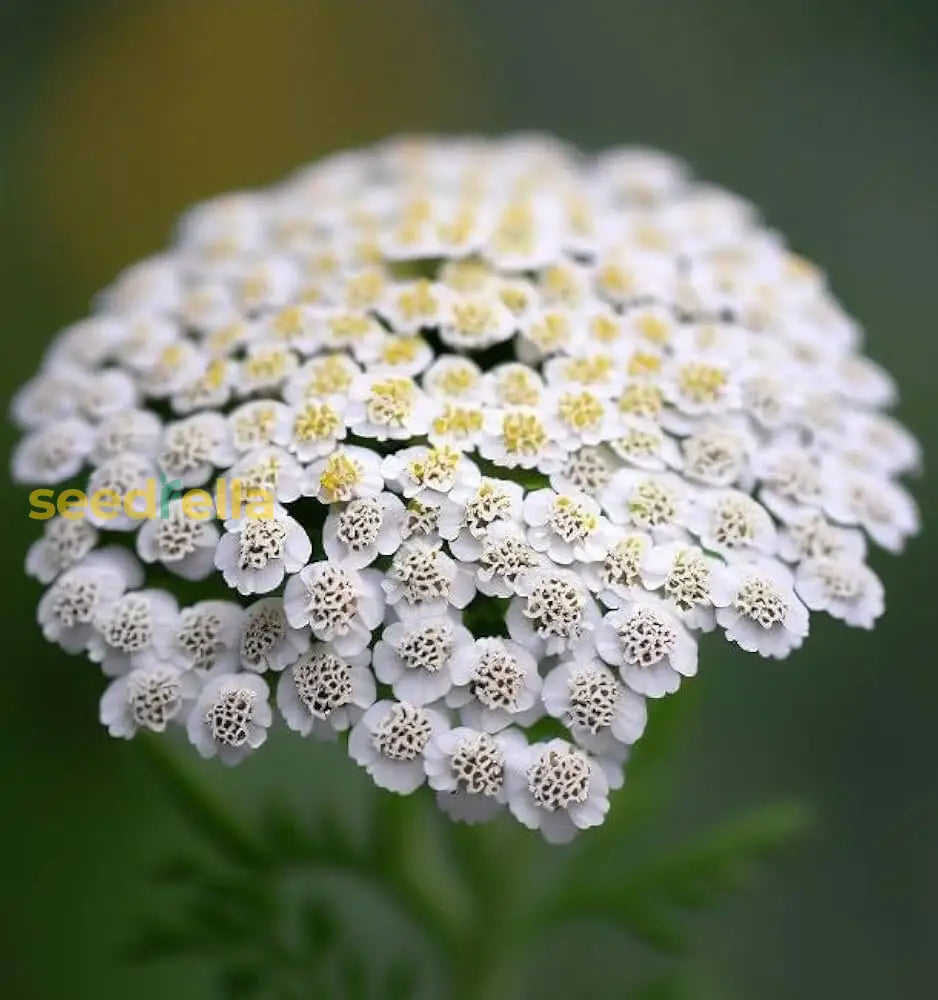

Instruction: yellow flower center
[502,412,547,456]
[432,404,483,439]
[558,391,604,431]
[367,378,414,426]
[319,452,363,501]
[678,363,727,404]
[294,403,341,442]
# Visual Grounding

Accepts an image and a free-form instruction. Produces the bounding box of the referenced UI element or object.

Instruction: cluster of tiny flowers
[12,136,920,844]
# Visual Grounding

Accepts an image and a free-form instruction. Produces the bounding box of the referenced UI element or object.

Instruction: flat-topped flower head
[12,134,920,838]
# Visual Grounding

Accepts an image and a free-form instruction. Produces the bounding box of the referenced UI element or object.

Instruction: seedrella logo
[158,469,183,518]
[27,471,275,522]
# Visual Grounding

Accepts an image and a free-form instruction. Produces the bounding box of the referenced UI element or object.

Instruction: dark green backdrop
[1,2,935,998]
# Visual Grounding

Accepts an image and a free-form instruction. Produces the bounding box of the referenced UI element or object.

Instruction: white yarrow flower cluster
[12,136,920,842]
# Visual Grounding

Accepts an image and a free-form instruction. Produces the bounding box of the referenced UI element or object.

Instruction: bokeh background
[2,1,936,997]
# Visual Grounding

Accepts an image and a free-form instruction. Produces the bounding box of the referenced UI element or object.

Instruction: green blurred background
[1,1,935,997]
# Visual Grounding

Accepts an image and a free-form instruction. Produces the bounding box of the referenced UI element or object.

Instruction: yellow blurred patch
[18,0,485,291]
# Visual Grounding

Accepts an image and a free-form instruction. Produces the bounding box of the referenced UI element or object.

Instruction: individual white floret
[11,366,87,430]
[348,700,448,794]
[457,521,545,598]
[794,557,884,629]
[777,510,867,564]
[599,470,693,540]
[239,597,310,672]
[91,408,163,464]
[425,727,526,824]
[12,418,95,484]
[112,315,178,372]
[83,452,159,531]
[323,492,406,569]
[226,445,304,507]
[100,663,200,738]
[447,636,542,732]
[522,488,610,565]
[594,597,698,698]
[277,644,375,739]
[504,738,610,844]
[685,488,777,560]
[679,419,756,489]
[139,340,207,398]
[277,397,349,462]
[306,445,384,504]
[173,600,244,675]
[214,506,310,595]
[822,467,919,554]
[37,549,143,653]
[580,530,653,609]
[383,541,476,618]
[506,566,600,657]
[158,413,235,488]
[283,353,361,405]
[639,540,720,631]
[610,418,683,473]
[45,316,124,370]
[228,400,292,454]
[542,659,647,767]
[283,563,384,655]
[373,612,473,705]
[187,672,272,766]
[26,516,99,583]
[345,374,432,440]
[136,499,221,581]
[382,445,481,506]
[437,477,524,559]
[710,558,809,659]
[550,445,620,497]
[89,588,181,676]
[478,406,566,474]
